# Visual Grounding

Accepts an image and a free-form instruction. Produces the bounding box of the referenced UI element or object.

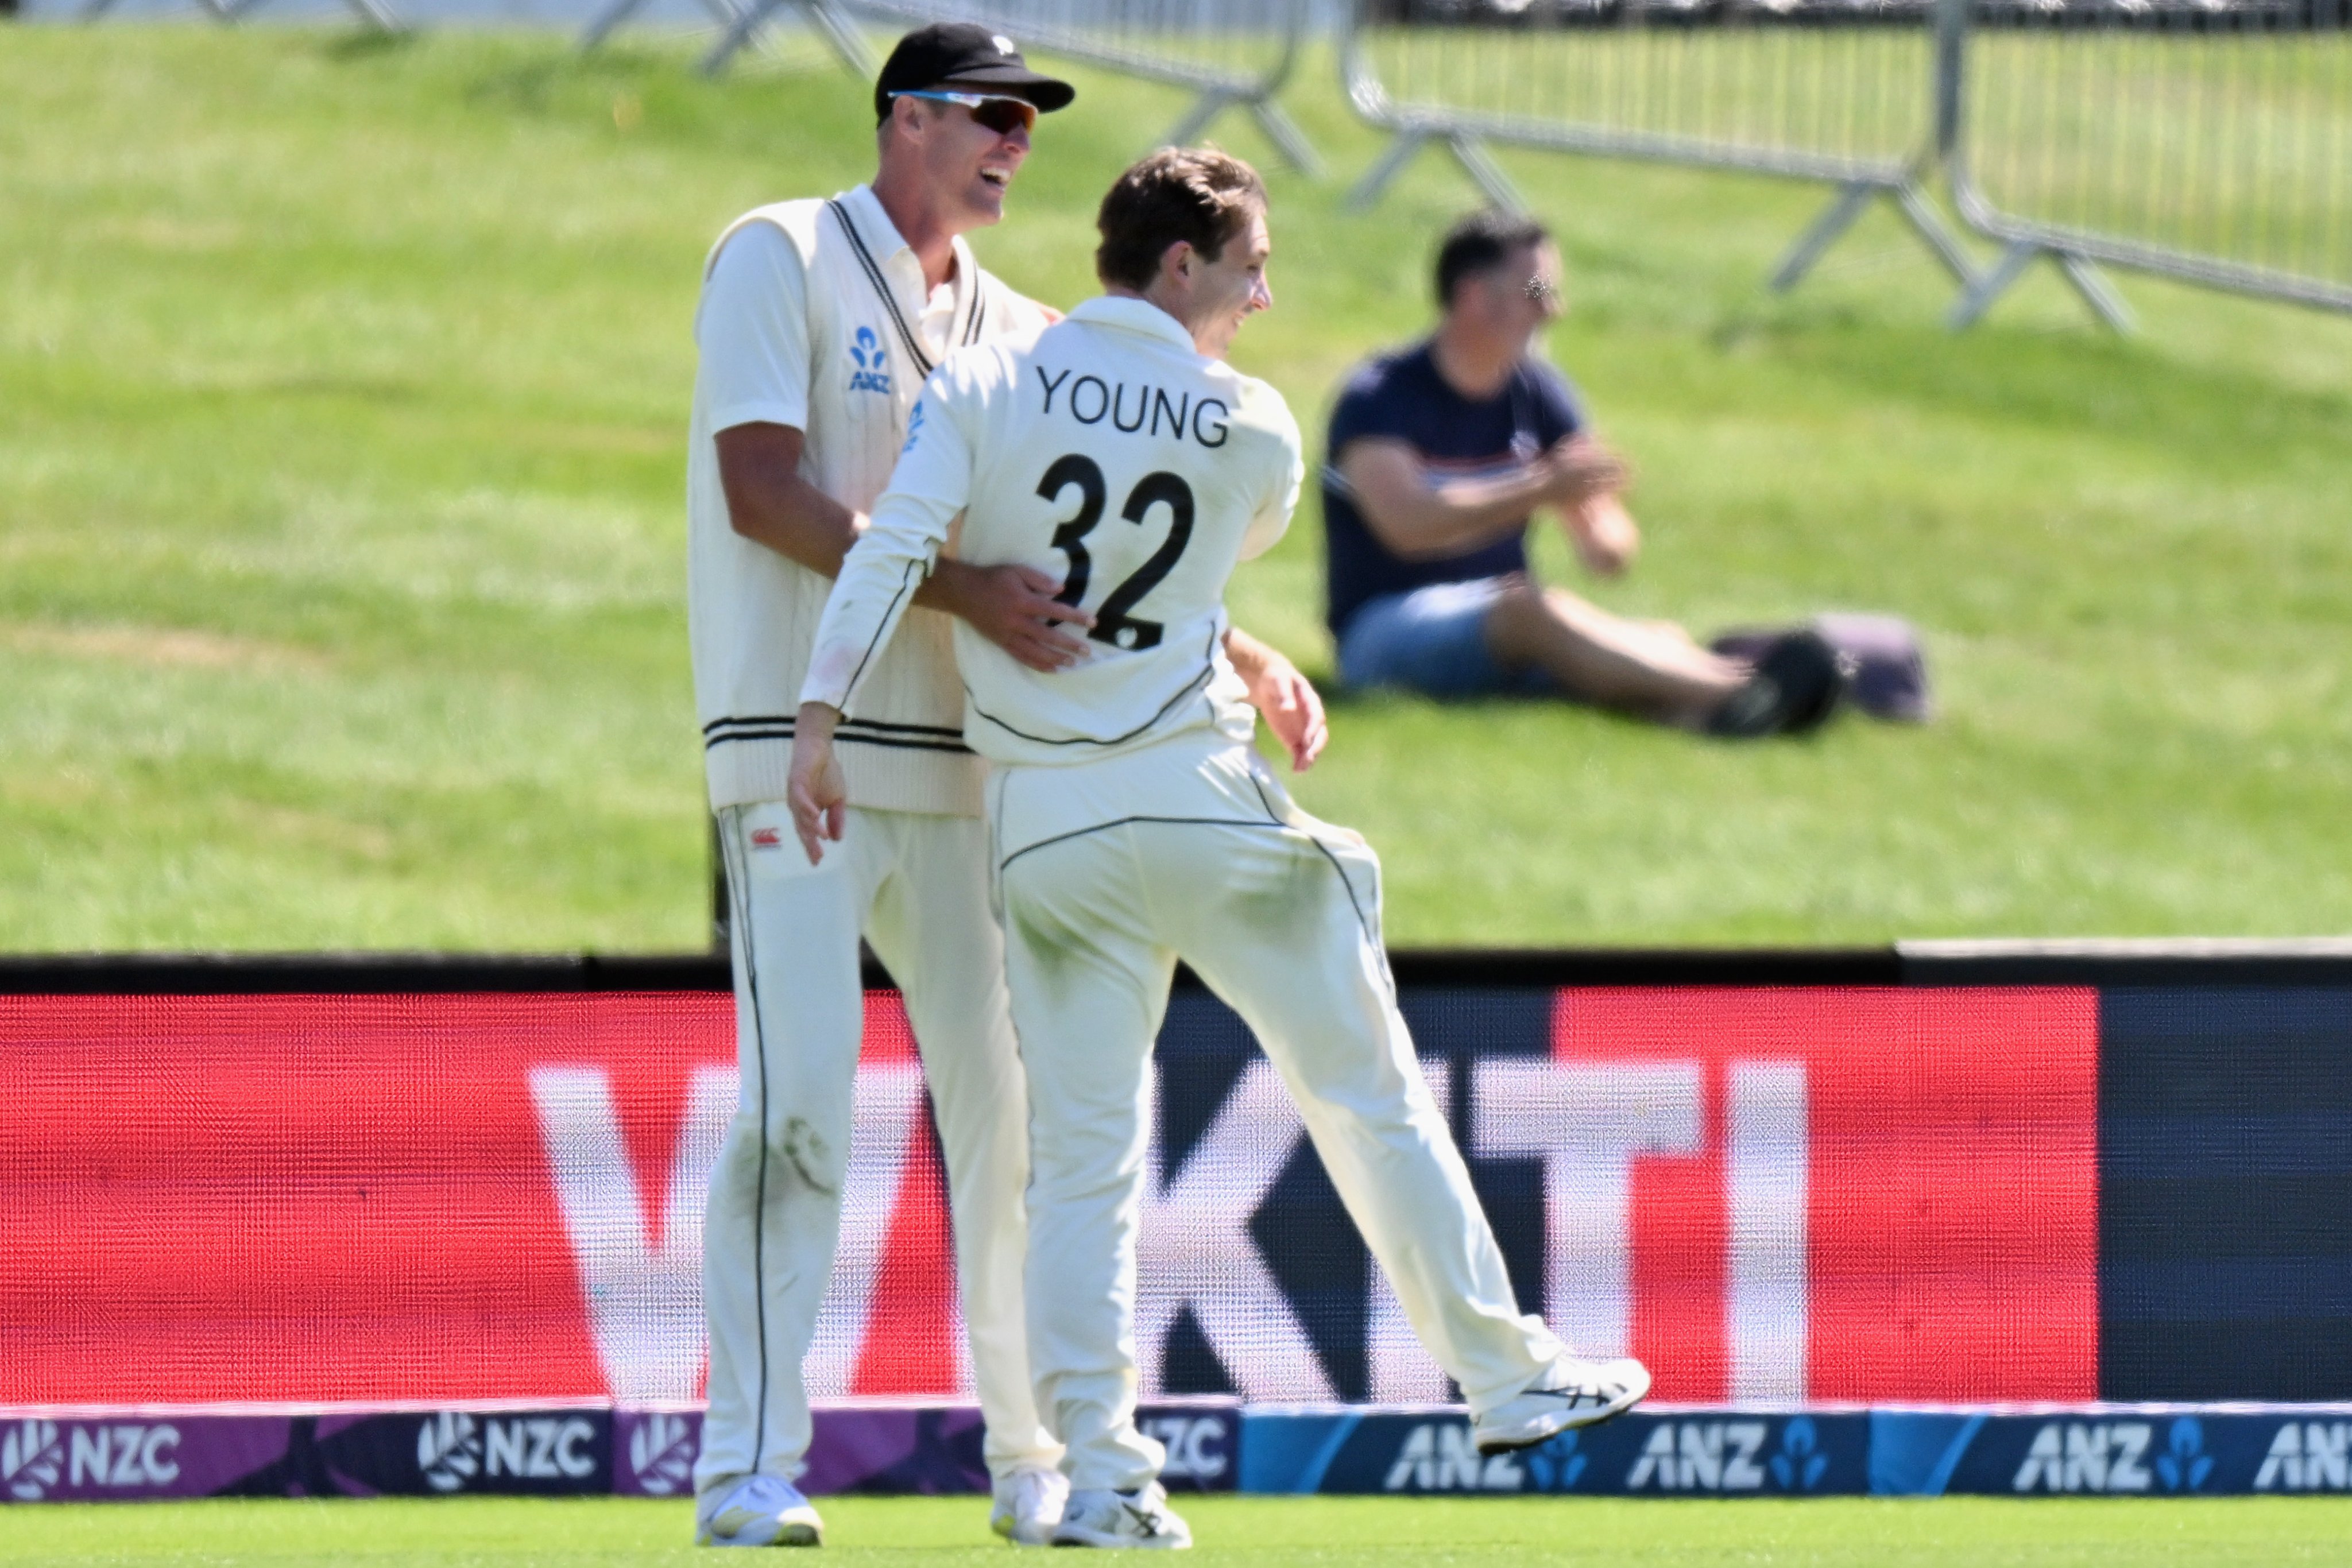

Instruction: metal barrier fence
[49,0,2350,324]
[1345,0,2352,326]
[77,0,401,29]
[583,0,1323,168]
[1944,0,2352,326]
[579,0,873,73]
[836,0,1320,169]
[1342,1,1978,302]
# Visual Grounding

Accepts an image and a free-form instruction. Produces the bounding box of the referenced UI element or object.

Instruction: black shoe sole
[1709,629,1848,738]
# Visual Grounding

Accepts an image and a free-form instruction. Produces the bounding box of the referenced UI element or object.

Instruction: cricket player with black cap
[684,23,1326,1551]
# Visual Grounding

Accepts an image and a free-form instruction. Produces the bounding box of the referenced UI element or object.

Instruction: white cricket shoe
[989,1465,1070,1546]
[1471,1357,1653,1455]
[1049,1482,1192,1550]
[695,1473,823,1547]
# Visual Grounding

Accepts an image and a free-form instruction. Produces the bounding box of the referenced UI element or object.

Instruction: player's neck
[1428,321,1518,401]
[868,171,965,293]
[1104,285,1223,360]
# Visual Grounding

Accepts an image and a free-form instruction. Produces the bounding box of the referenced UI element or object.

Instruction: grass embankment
[4,26,2350,948]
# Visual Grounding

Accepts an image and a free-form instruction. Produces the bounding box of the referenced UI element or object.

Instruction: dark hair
[1434,209,1552,308]
[1094,148,1267,292]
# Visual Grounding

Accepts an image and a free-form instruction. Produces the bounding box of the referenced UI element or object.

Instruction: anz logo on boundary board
[847,327,892,396]
[1374,1416,1838,1495]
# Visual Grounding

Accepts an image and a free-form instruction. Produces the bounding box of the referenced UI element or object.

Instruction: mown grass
[3,24,2350,949]
[7,1493,2352,1565]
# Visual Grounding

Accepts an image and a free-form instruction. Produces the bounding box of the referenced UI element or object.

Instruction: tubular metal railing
[1340,1,1979,303]
[1943,0,2352,327]
[55,0,2352,326]
[78,0,401,30]
[591,0,1323,168]
[834,0,1320,168]
[1341,0,2351,327]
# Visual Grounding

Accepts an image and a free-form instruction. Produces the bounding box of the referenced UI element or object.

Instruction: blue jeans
[1335,579,1558,699]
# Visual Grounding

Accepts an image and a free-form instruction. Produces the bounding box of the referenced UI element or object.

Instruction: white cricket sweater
[801,295,1304,767]
[685,184,1049,815]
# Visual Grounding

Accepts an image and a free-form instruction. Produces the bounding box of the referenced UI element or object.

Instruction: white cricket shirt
[685,184,1049,815]
[801,295,1305,766]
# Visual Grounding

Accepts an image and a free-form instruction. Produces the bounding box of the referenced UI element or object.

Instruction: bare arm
[1561,489,1641,579]
[1337,436,1627,562]
[716,423,1090,669]
[1223,626,1328,772]
[714,423,859,571]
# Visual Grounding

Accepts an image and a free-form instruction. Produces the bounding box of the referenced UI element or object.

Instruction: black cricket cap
[873,22,1076,126]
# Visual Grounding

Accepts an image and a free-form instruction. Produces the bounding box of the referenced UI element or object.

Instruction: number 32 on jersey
[1034,454,1194,653]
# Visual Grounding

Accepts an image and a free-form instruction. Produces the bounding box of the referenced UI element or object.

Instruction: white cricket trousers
[696,801,1059,1496]
[991,733,1569,1493]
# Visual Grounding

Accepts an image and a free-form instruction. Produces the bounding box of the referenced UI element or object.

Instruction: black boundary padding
[1900,951,2352,987]
[0,948,1895,994]
[1380,948,1900,988]
[6,947,2352,996]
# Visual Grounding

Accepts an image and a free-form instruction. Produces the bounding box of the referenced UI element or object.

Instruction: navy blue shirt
[1321,342,1585,637]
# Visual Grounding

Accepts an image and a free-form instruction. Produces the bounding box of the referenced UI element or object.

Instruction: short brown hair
[1435,208,1552,308]
[1094,148,1267,292]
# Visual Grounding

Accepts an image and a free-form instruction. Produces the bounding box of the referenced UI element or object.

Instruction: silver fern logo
[628,1413,697,1496]
[3,1419,62,1501]
[417,1412,483,1493]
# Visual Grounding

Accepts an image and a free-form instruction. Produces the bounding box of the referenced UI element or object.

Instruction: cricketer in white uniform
[788,149,1651,1550]
[685,24,1082,1551]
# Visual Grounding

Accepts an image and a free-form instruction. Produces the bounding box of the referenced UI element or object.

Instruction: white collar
[1067,295,1202,355]
[840,183,967,288]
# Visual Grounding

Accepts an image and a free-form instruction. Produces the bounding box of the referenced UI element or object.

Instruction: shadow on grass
[320,28,417,64]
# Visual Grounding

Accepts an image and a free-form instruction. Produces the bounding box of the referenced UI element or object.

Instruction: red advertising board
[0,986,2097,1408]
[0,993,951,1407]
[1549,989,2099,1404]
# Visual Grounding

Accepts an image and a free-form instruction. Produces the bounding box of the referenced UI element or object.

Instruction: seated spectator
[1322,210,1843,737]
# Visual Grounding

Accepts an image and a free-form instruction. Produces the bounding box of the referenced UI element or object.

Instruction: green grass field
[9,1493,2352,1566]
[5,24,2352,949]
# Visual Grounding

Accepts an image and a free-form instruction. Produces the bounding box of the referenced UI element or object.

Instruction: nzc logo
[848,326,892,395]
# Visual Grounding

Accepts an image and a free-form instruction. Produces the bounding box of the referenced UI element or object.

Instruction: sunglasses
[891,88,1037,137]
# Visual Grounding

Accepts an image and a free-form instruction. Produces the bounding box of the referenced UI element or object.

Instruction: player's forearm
[798,497,952,711]
[1223,625,1330,773]
[726,479,861,575]
[721,460,974,621]
[1222,625,1279,683]
[717,429,862,576]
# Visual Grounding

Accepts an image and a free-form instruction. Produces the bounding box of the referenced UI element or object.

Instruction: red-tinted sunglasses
[891,88,1038,137]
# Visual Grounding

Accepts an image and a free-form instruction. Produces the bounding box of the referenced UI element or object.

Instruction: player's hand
[1544,436,1630,509]
[933,560,1095,672]
[1245,652,1329,773]
[787,704,849,865]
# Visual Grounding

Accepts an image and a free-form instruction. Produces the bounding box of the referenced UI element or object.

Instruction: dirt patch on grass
[1,621,332,675]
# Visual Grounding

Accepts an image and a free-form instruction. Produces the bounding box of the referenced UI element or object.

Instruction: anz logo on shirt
[847,326,892,396]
